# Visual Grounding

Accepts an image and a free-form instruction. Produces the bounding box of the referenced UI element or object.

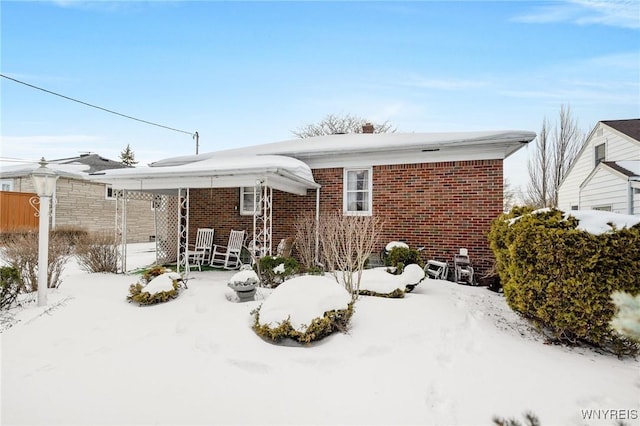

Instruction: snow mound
[258,275,351,332]
[143,272,178,294]
[565,210,640,235]
[229,269,259,284]
[358,264,426,295]
[385,241,409,251]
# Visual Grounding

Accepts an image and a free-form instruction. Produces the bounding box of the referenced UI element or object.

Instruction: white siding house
[558,119,640,215]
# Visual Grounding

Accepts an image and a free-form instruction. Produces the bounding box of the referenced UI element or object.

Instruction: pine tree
[119,144,138,167]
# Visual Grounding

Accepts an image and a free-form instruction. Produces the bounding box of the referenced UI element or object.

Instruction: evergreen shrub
[127,280,179,306]
[488,208,640,354]
[0,267,22,310]
[384,246,423,274]
[255,256,299,288]
[252,303,354,344]
[127,267,181,306]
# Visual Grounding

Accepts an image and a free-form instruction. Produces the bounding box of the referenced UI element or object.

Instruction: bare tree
[292,113,396,138]
[526,105,584,208]
[293,212,318,271]
[503,178,518,213]
[318,212,383,301]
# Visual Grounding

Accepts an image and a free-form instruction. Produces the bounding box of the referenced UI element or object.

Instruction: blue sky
[1,0,638,192]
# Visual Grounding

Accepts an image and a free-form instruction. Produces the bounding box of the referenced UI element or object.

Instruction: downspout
[315,187,320,266]
[629,179,635,215]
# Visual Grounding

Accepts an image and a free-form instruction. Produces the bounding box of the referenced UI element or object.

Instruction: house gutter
[282,134,536,159]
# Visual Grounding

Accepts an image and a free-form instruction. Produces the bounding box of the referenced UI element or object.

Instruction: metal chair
[210,230,246,270]
[425,260,449,280]
[453,248,474,285]
[186,228,215,271]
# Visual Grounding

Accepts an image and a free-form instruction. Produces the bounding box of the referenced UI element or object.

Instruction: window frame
[594,143,606,166]
[105,185,115,200]
[343,167,373,216]
[239,186,262,216]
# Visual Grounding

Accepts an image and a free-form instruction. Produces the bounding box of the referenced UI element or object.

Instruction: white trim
[343,167,373,216]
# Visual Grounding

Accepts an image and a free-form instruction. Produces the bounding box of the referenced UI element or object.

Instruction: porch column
[177,188,190,274]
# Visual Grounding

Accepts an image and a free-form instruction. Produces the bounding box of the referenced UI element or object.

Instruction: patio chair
[210,230,246,270]
[186,228,215,271]
[276,237,295,257]
[425,259,448,280]
[453,248,474,285]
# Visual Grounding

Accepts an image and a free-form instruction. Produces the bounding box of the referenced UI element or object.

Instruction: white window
[594,143,605,166]
[240,186,261,215]
[343,168,372,215]
[1,179,13,191]
[105,185,115,200]
[593,205,612,212]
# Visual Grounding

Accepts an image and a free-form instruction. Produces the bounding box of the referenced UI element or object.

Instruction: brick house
[0,154,155,242]
[100,128,535,276]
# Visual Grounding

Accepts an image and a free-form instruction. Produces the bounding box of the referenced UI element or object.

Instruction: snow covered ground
[1,243,638,425]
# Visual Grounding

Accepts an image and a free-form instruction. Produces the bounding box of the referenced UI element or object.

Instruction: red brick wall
[188,159,502,276]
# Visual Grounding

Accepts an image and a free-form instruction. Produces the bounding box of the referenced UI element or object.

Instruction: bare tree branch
[526,105,585,208]
[292,113,396,138]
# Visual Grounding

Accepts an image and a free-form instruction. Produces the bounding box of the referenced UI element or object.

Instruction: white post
[31,158,58,308]
[37,195,51,307]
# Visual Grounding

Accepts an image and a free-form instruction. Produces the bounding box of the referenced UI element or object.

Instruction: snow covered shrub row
[74,231,119,273]
[252,275,354,344]
[489,207,640,354]
[127,267,182,306]
[255,255,299,288]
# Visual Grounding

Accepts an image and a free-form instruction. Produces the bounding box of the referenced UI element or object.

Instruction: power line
[1,73,195,137]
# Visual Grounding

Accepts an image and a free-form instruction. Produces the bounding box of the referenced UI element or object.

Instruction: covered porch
[91,154,321,274]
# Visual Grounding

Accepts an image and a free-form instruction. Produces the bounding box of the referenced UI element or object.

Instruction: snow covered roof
[0,162,92,180]
[150,130,536,168]
[0,154,125,180]
[91,154,319,196]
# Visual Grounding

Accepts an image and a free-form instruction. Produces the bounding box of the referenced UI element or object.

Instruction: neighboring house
[100,128,535,276]
[0,153,155,242]
[558,119,640,215]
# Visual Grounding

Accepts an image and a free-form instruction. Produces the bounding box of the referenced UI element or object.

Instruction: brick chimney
[362,122,374,134]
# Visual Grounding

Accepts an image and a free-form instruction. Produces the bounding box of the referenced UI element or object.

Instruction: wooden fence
[0,191,38,232]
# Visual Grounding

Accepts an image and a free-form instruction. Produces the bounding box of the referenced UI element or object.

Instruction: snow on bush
[127,272,182,306]
[611,291,640,342]
[357,264,426,298]
[252,275,353,344]
[385,241,409,251]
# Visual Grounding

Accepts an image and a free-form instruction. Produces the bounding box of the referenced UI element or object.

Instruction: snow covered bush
[127,268,183,306]
[610,291,640,342]
[1,230,71,291]
[74,231,119,273]
[252,275,354,344]
[356,264,426,298]
[255,255,299,288]
[384,245,424,274]
[489,208,640,354]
